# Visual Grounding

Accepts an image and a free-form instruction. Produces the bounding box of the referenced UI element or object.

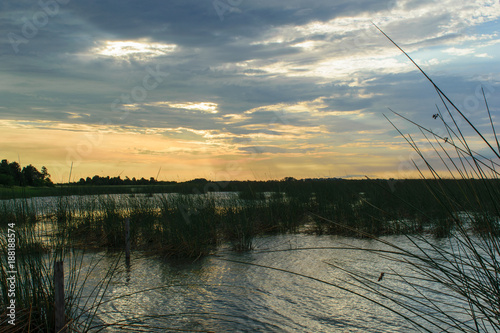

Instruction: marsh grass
[43,191,313,256]
[219,205,255,251]
[212,26,500,332]
[332,27,500,330]
[5,179,483,259]
[6,24,500,333]
[0,198,39,226]
[156,194,219,257]
[239,26,500,331]
[0,219,121,332]
[237,184,266,200]
[3,166,498,330]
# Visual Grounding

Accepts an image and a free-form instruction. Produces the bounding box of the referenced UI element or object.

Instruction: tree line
[0,159,53,187]
[76,176,172,186]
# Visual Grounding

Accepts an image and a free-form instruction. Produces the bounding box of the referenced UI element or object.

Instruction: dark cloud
[0,0,498,144]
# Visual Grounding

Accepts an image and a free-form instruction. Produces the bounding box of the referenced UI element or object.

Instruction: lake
[1,194,477,332]
[78,233,464,332]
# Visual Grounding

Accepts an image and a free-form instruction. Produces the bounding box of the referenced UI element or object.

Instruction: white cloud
[146,101,219,113]
[92,40,177,60]
[444,47,475,56]
[168,102,218,113]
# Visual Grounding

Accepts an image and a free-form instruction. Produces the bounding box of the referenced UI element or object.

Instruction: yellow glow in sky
[2,1,498,183]
[168,102,219,113]
[93,40,177,59]
[0,120,421,182]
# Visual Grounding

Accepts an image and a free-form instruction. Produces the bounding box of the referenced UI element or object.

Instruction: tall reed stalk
[217,26,500,332]
[0,200,122,332]
[325,26,500,331]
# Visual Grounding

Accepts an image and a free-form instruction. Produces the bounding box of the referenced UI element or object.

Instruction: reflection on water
[85,234,437,332]
[1,192,241,217]
[3,194,486,331]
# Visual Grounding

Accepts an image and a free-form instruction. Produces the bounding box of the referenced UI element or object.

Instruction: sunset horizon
[2,0,499,182]
[2,2,500,330]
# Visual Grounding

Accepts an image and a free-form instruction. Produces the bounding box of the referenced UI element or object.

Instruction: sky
[1,0,499,182]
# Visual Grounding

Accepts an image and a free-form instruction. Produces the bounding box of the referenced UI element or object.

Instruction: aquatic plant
[156,194,219,257]
[0,218,121,332]
[215,25,500,332]
[326,25,500,331]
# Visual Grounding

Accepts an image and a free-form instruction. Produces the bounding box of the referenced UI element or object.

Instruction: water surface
[85,234,452,332]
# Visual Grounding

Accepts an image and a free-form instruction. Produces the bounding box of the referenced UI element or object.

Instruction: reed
[126,195,158,247]
[0,217,121,332]
[323,26,500,331]
[220,205,255,251]
[155,194,218,257]
[0,198,39,226]
[214,26,500,332]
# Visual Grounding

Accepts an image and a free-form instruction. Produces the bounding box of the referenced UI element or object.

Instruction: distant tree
[0,160,14,186]
[190,178,208,183]
[0,159,9,174]
[92,175,101,185]
[282,177,297,182]
[110,176,122,185]
[41,166,50,179]
[8,161,22,186]
[22,165,41,186]
[0,174,14,186]
[66,173,172,186]
[40,166,53,186]
[0,160,52,187]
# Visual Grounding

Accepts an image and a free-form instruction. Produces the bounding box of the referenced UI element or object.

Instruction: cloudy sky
[1,0,499,182]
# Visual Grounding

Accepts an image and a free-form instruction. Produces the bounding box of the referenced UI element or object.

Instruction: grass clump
[330,26,500,331]
[156,194,218,257]
[214,26,500,332]
[220,206,255,251]
[0,219,121,332]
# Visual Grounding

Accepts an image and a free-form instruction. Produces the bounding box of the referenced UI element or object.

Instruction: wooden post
[54,261,66,333]
[125,217,131,265]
